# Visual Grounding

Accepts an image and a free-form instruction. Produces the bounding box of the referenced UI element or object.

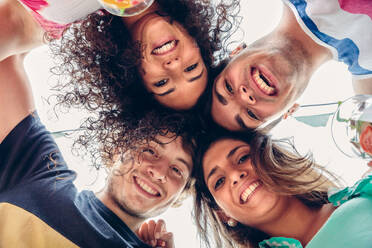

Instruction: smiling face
[211,36,311,130]
[203,138,289,228]
[132,13,208,110]
[105,135,193,219]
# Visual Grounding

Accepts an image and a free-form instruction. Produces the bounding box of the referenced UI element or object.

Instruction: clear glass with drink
[331,95,372,161]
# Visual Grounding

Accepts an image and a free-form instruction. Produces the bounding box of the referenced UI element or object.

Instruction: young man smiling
[211,0,372,131]
[0,51,195,247]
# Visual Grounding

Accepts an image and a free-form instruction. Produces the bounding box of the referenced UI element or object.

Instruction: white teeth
[152,40,176,54]
[136,178,159,196]
[253,69,275,95]
[240,182,260,203]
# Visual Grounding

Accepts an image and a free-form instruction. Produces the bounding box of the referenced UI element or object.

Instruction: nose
[163,57,180,70]
[238,85,256,105]
[231,170,247,186]
[147,165,167,183]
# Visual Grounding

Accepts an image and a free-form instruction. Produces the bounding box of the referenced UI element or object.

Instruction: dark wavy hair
[48,0,240,167]
[192,127,339,248]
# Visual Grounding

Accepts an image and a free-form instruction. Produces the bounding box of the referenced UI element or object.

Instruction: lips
[151,40,178,55]
[240,181,261,204]
[134,176,161,197]
[251,67,276,96]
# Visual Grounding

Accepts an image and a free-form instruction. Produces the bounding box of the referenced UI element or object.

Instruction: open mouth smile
[251,67,276,96]
[240,181,261,204]
[152,40,178,55]
[134,176,161,197]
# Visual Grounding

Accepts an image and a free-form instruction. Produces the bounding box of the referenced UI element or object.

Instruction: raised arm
[0,0,44,61]
[0,54,35,143]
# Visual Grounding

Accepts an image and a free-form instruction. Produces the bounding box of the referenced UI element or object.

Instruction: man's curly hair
[49,0,240,167]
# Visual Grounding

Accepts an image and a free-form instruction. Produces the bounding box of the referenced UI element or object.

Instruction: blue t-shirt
[0,113,151,248]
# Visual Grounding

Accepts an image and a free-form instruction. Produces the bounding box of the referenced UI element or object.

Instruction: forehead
[153,135,193,171]
[203,139,247,170]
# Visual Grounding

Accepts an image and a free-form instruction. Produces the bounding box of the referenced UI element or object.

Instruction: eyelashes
[154,79,168,87]
[213,153,251,190]
[153,63,198,87]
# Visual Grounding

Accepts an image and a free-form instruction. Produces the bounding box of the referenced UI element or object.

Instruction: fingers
[157,232,174,248]
[138,219,175,248]
[154,219,166,240]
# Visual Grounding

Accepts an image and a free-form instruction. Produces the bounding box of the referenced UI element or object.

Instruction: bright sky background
[24,1,369,247]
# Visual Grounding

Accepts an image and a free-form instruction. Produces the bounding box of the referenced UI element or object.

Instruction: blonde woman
[193,129,372,248]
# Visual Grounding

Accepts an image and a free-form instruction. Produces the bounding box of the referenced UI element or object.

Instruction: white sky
[24,1,368,247]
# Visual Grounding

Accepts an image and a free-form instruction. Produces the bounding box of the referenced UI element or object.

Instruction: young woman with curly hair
[0,0,239,166]
[193,128,372,248]
[0,34,201,247]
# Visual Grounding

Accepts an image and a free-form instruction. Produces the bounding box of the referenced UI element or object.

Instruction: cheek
[169,178,186,194]
[213,191,236,216]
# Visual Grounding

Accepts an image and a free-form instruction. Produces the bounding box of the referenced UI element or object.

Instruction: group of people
[0,0,372,247]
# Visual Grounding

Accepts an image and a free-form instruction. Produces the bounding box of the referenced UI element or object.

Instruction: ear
[282,103,300,120]
[229,42,247,58]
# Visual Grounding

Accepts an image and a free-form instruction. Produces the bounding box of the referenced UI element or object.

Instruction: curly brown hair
[48,0,240,167]
[192,127,339,248]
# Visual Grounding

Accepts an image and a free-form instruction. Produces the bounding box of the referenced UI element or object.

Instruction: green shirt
[259,173,372,248]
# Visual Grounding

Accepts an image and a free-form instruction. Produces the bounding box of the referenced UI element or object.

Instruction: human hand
[137,219,175,248]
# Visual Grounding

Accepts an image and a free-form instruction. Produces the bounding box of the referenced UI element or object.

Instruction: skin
[98,134,193,232]
[202,138,335,245]
[203,139,289,227]
[0,0,44,61]
[2,0,207,111]
[211,4,334,131]
[0,52,192,244]
[124,3,208,110]
[0,3,193,245]
[138,219,174,248]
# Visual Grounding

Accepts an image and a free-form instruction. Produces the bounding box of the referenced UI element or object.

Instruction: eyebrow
[213,80,228,105]
[152,139,192,171]
[227,145,245,159]
[177,158,192,172]
[206,166,218,182]
[206,145,245,182]
[235,115,248,129]
[153,88,175,97]
[188,69,204,82]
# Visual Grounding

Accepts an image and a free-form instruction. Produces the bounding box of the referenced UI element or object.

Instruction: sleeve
[0,112,73,192]
[328,172,372,207]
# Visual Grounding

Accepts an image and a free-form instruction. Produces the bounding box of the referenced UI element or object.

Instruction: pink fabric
[19,0,70,39]
[338,0,372,20]
[19,0,48,11]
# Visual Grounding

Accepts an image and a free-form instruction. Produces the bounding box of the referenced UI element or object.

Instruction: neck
[121,1,161,30]
[96,191,145,232]
[257,198,334,246]
[277,4,332,72]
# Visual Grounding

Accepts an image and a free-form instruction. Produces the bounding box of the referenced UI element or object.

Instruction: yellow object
[0,203,79,248]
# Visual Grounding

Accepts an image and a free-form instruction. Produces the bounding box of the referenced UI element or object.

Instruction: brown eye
[238,154,250,164]
[185,63,198,72]
[225,80,233,93]
[171,166,183,177]
[154,79,168,87]
[142,148,159,159]
[214,177,225,190]
[247,109,259,120]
